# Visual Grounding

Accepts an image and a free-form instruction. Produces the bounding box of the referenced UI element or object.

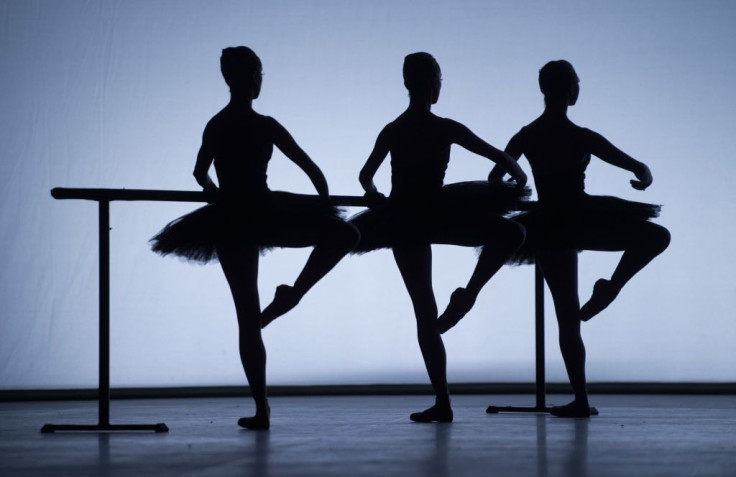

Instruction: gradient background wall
[1,0,734,389]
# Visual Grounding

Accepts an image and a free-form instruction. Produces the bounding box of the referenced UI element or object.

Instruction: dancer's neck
[407,96,432,113]
[228,93,254,111]
[542,100,569,119]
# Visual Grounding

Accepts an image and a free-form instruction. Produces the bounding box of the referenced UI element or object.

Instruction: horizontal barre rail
[50,187,369,207]
[47,185,547,430]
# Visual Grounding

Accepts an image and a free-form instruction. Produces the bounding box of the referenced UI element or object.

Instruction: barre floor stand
[42,188,366,433]
[485,264,598,416]
[42,193,171,433]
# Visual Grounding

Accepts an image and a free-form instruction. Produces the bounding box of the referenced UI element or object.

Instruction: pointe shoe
[261,285,302,327]
[238,406,271,430]
[437,288,476,334]
[580,279,620,322]
[410,404,454,423]
[550,401,591,418]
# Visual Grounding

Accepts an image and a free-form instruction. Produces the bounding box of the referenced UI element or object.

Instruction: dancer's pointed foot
[550,400,591,418]
[261,285,302,328]
[237,406,270,430]
[437,288,476,334]
[410,403,454,423]
[580,279,620,322]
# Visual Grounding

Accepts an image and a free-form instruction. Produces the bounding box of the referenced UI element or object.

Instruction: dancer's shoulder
[508,123,535,146]
[379,117,408,142]
[575,126,608,147]
[257,114,283,131]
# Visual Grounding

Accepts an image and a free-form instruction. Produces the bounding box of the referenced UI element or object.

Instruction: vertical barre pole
[534,262,545,410]
[485,263,550,414]
[99,199,110,427]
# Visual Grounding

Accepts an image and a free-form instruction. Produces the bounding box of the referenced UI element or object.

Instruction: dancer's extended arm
[271,119,330,198]
[488,130,524,184]
[587,130,652,191]
[448,121,527,188]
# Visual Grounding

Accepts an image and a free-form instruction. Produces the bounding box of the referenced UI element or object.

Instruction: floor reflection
[536,415,548,477]
[537,415,590,477]
[241,430,270,476]
[563,419,589,477]
[427,423,451,477]
[97,433,110,469]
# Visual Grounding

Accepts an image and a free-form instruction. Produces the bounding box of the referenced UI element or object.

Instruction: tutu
[350,180,530,253]
[150,191,342,264]
[509,194,662,265]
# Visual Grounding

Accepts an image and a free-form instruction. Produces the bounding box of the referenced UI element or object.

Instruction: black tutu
[350,181,530,253]
[509,194,662,265]
[150,191,342,264]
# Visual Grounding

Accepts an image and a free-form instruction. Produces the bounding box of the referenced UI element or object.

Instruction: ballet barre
[44,187,555,433]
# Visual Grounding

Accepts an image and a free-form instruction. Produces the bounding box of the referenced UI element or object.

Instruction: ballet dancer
[351,52,528,422]
[488,60,671,417]
[151,47,359,429]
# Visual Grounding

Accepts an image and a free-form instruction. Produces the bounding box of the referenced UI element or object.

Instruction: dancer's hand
[318,189,330,201]
[630,164,652,191]
[203,183,219,203]
[364,190,387,207]
[509,169,528,190]
[488,168,525,189]
[487,167,504,185]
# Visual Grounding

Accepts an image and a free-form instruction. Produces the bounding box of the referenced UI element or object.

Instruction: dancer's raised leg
[538,250,591,418]
[437,217,525,333]
[217,241,270,429]
[393,245,453,423]
[580,221,670,321]
[262,217,359,326]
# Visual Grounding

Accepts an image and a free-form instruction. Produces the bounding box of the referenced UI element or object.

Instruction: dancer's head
[403,52,442,104]
[539,60,579,106]
[220,46,263,98]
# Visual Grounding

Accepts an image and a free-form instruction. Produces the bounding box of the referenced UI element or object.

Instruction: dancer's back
[203,108,275,196]
[510,117,598,203]
[386,111,452,199]
[385,110,505,203]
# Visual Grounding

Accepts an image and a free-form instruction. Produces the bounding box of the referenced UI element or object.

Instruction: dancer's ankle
[255,400,270,416]
[574,395,589,409]
[290,283,307,297]
[437,288,476,334]
[435,395,451,408]
[261,285,303,325]
[580,279,620,321]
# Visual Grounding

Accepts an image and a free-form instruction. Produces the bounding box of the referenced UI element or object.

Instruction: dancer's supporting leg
[216,241,270,429]
[261,216,359,326]
[437,216,525,333]
[538,250,591,418]
[393,245,453,423]
[580,221,670,321]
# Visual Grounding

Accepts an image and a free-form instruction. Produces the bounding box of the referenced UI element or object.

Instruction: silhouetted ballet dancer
[150,47,359,429]
[350,53,528,422]
[489,60,670,417]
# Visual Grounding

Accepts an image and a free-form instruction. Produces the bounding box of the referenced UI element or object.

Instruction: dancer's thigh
[215,242,261,322]
[392,245,436,322]
[261,214,349,248]
[572,217,660,252]
[431,212,518,247]
[537,250,580,324]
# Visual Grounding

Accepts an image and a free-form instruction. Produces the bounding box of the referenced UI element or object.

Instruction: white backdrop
[1,0,734,389]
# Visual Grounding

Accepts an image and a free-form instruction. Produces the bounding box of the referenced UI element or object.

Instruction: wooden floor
[1,394,735,476]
